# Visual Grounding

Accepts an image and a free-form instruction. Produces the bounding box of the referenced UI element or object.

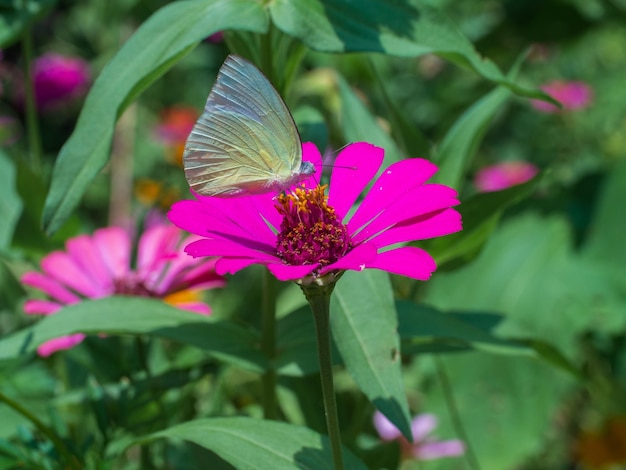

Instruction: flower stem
[21,23,42,170]
[0,391,79,469]
[261,269,278,420]
[434,355,482,470]
[302,284,344,470]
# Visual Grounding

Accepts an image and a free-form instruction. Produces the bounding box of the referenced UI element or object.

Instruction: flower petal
[23,299,63,315]
[267,263,317,281]
[37,334,85,357]
[169,195,277,247]
[93,227,131,279]
[319,243,378,275]
[366,246,437,281]
[137,224,179,275]
[21,272,80,304]
[41,251,106,297]
[373,410,403,441]
[215,257,262,275]
[328,143,384,220]
[370,208,462,248]
[301,142,324,189]
[66,235,114,290]
[411,414,438,441]
[348,158,438,230]
[185,239,278,262]
[351,185,459,244]
[415,440,465,460]
[172,302,212,315]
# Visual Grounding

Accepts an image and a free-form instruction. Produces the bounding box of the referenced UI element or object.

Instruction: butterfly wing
[183,54,302,196]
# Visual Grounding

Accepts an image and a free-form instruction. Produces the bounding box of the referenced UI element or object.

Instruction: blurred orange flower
[154,106,198,166]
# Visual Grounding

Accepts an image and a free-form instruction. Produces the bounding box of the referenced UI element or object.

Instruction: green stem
[0,391,79,469]
[261,270,278,420]
[434,355,481,470]
[21,23,42,169]
[302,284,344,470]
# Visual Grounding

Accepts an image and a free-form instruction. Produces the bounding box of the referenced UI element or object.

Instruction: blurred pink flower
[531,80,592,113]
[33,53,90,110]
[474,161,538,193]
[168,142,462,284]
[21,223,225,356]
[374,411,465,461]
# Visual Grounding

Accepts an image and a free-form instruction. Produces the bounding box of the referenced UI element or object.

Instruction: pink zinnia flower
[474,161,538,193]
[373,410,465,461]
[21,223,225,356]
[33,53,90,110]
[168,142,461,284]
[531,80,592,113]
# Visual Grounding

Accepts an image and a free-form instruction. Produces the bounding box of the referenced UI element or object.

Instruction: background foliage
[1,0,625,468]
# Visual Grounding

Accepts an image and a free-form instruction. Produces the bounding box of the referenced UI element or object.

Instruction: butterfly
[183,54,316,197]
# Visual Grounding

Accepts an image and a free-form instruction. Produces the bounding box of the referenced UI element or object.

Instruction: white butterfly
[183,54,315,197]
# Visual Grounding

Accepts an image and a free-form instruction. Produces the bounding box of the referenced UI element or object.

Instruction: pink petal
[373,410,402,441]
[185,239,278,262]
[215,257,262,275]
[169,196,277,247]
[411,414,438,441]
[173,301,212,315]
[415,440,465,460]
[347,158,438,230]
[21,272,80,304]
[328,143,384,220]
[172,262,226,292]
[266,263,317,281]
[351,185,459,244]
[137,224,179,275]
[301,142,324,189]
[37,334,86,357]
[93,227,131,279]
[23,299,63,315]
[319,243,378,275]
[370,208,462,248]
[366,247,437,281]
[41,252,106,297]
[156,247,225,295]
[66,235,115,291]
[195,193,278,241]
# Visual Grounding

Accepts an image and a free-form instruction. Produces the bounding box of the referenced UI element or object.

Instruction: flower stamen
[275,185,353,271]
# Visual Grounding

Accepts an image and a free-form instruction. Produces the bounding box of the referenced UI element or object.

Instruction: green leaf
[275,305,341,376]
[368,57,430,159]
[0,259,25,312]
[42,0,268,234]
[432,86,511,189]
[432,51,527,189]
[0,297,267,373]
[424,174,540,268]
[420,352,573,469]
[133,417,368,469]
[293,105,329,152]
[396,301,532,356]
[270,0,549,99]
[0,0,57,47]
[337,75,403,168]
[330,270,412,441]
[426,213,626,356]
[0,151,22,250]
[583,157,626,265]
